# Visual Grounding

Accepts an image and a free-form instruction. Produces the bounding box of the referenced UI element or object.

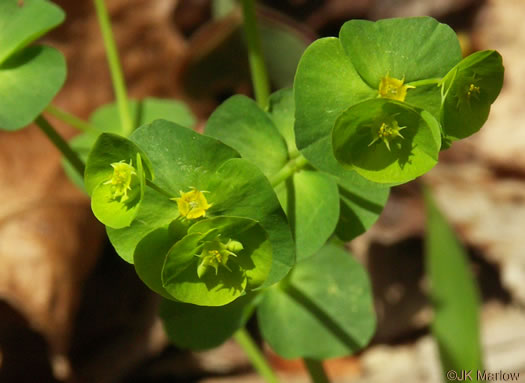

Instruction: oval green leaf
[275,170,340,262]
[160,294,255,350]
[0,0,64,65]
[0,46,66,131]
[205,95,288,178]
[258,243,376,359]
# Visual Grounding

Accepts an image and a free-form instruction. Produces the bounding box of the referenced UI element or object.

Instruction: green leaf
[205,95,288,178]
[160,294,255,350]
[64,98,196,189]
[0,45,66,131]
[336,172,390,241]
[259,18,309,89]
[440,50,504,140]
[0,0,64,65]
[91,97,196,134]
[162,216,272,306]
[258,243,376,359]
[332,99,441,184]
[424,188,483,381]
[85,134,154,229]
[294,37,375,175]
[339,17,461,88]
[267,88,297,154]
[133,222,190,299]
[275,170,339,261]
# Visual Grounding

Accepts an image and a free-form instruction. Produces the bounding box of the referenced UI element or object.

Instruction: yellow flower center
[196,238,243,278]
[104,160,137,202]
[467,83,480,98]
[368,120,407,152]
[378,75,414,102]
[173,188,212,219]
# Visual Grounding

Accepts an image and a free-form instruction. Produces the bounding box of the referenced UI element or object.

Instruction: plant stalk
[234,328,280,383]
[269,153,309,188]
[240,0,270,108]
[35,115,85,177]
[93,0,133,136]
[45,105,100,134]
[406,77,442,87]
[146,179,175,199]
[303,359,330,383]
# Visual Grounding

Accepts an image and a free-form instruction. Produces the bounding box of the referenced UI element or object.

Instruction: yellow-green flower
[173,188,212,219]
[378,75,414,102]
[368,119,407,151]
[196,238,244,278]
[104,160,137,202]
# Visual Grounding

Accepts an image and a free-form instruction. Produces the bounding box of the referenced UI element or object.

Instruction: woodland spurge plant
[0,1,503,382]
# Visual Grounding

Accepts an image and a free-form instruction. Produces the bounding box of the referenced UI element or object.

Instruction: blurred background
[0,0,524,382]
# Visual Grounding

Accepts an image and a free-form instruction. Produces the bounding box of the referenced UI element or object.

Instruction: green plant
[1,1,504,382]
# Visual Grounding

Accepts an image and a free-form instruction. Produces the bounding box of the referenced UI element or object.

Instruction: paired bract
[85,120,294,306]
[294,16,504,183]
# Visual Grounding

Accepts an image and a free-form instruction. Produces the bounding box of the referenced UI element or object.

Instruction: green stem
[35,115,85,177]
[406,77,442,87]
[303,359,330,383]
[93,0,133,136]
[240,0,270,108]
[45,105,100,134]
[145,179,175,199]
[234,328,280,383]
[269,153,309,188]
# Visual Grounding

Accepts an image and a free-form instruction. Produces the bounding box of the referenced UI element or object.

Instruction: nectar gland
[378,75,414,102]
[173,187,212,219]
[104,160,137,202]
[196,238,244,278]
[368,120,407,152]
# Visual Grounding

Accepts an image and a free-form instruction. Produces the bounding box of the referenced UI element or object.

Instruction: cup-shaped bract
[0,0,66,131]
[162,216,272,306]
[85,133,154,229]
[440,50,504,140]
[294,16,461,179]
[107,120,294,289]
[332,99,441,184]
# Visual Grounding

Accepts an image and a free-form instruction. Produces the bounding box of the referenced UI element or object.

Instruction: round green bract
[294,17,461,178]
[440,50,504,140]
[107,120,294,288]
[162,216,272,306]
[332,99,441,184]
